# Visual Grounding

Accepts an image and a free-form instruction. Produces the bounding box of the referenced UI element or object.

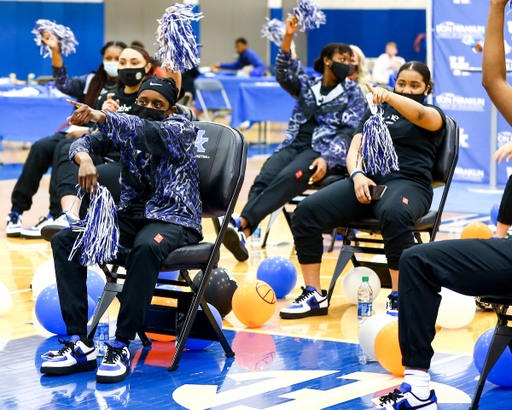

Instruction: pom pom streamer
[358,93,400,176]
[291,0,326,33]
[68,184,119,266]
[156,4,203,73]
[32,19,78,58]
[261,18,286,47]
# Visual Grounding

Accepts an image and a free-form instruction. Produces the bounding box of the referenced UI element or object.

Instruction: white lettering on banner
[435,21,485,39]
[508,21,512,35]
[435,93,485,111]
[455,167,485,182]
[459,128,469,148]
[498,131,512,148]
[453,0,471,3]
[449,56,471,76]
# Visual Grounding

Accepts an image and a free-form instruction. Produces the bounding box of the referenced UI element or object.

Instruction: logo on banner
[449,56,471,76]
[435,93,485,111]
[498,131,512,148]
[454,167,485,182]
[460,128,470,148]
[435,21,485,40]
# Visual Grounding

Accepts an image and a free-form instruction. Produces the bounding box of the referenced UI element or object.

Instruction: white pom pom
[32,19,78,58]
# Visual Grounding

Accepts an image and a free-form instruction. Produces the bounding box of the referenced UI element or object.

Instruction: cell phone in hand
[369,185,388,201]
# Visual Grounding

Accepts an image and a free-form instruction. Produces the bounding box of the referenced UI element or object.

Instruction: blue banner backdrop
[433,0,512,184]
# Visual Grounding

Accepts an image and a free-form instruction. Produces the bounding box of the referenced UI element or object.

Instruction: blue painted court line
[0,329,503,409]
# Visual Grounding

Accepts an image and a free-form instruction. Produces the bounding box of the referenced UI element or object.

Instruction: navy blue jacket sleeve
[52,65,90,100]
[275,49,304,99]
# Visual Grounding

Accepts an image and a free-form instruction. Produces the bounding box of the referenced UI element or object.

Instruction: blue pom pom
[155,4,203,73]
[261,18,287,47]
[68,184,119,266]
[32,19,78,58]
[291,0,326,33]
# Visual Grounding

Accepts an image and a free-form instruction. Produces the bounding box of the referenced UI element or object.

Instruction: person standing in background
[372,42,405,86]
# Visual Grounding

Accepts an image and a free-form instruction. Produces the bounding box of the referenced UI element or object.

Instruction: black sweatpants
[240,145,345,233]
[498,174,512,225]
[292,176,431,270]
[398,238,512,369]
[11,132,66,217]
[51,210,201,341]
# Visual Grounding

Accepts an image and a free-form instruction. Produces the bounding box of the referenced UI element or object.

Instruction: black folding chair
[327,115,459,297]
[470,294,512,409]
[87,121,248,371]
[194,79,232,122]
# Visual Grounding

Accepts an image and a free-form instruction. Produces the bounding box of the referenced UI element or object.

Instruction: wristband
[350,169,366,180]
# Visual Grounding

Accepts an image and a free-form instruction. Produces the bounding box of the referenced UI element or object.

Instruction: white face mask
[103,61,119,78]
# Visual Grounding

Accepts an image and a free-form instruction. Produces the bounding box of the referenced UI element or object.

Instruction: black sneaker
[386,292,399,317]
[96,341,131,384]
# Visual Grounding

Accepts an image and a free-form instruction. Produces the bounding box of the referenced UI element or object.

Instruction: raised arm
[482,0,512,125]
[275,15,303,98]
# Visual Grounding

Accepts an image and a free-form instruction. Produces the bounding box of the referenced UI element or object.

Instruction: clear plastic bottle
[94,297,109,356]
[357,276,373,325]
[251,225,261,248]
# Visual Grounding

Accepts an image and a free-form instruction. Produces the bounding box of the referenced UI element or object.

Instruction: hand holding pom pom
[32,19,78,58]
[290,0,326,33]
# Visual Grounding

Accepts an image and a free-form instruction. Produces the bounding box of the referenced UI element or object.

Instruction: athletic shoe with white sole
[369,383,437,409]
[219,216,249,262]
[96,341,131,384]
[40,211,80,242]
[20,214,54,239]
[40,335,97,375]
[6,212,22,237]
[280,286,329,319]
[386,292,399,317]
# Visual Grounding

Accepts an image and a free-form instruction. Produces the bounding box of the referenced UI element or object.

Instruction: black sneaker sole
[6,232,21,238]
[96,366,130,384]
[223,226,249,262]
[280,307,328,319]
[20,233,43,239]
[40,359,97,375]
[41,226,63,242]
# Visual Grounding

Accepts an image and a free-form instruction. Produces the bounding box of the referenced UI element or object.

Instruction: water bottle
[357,276,373,325]
[94,297,109,356]
[251,225,261,248]
[46,80,55,96]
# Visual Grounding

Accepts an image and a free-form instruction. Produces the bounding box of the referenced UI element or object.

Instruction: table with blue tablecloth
[0,84,74,143]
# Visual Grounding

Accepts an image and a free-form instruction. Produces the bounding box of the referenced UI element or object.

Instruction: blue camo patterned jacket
[69,111,203,237]
[275,49,366,169]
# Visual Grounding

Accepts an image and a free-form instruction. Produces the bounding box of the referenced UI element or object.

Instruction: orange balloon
[460,222,493,239]
[232,331,276,371]
[232,280,276,328]
[147,296,177,342]
[374,321,405,376]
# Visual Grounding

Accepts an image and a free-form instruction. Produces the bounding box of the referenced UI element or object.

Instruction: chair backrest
[194,79,225,92]
[193,121,248,218]
[431,115,459,188]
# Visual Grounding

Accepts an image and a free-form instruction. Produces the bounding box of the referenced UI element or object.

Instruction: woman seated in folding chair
[281,60,446,319]
[40,76,202,384]
[221,14,366,262]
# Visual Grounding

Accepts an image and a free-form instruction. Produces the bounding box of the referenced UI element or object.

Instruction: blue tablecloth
[0,85,74,142]
[231,82,296,128]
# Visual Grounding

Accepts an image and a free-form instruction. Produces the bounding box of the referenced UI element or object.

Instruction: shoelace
[103,343,124,364]
[33,216,51,228]
[55,337,76,356]
[8,213,20,224]
[294,286,315,303]
[379,389,404,405]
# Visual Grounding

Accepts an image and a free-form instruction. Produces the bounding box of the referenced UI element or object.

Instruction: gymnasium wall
[0,0,104,79]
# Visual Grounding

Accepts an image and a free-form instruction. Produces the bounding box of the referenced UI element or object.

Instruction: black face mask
[118,67,146,87]
[131,104,166,121]
[329,61,355,82]
[394,90,426,104]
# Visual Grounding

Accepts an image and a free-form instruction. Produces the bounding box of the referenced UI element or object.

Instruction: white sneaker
[20,215,54,239]
[370,383,437,409]
[40,335,97,375]
[280,286,329,319]
[40,211,79,242]
[6,212,22,237]
[96,341,131,384]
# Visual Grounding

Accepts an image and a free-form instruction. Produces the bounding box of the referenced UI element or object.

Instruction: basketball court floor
[0,123,506,409]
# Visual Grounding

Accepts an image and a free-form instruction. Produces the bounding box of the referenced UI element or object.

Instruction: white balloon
[341,267,381,305]
[358,313,397,359]
[436,287,476,329]
[31,260,56,298]
[0,281,13,315]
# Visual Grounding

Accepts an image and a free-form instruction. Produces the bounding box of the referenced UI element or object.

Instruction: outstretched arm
[482,0,512,126]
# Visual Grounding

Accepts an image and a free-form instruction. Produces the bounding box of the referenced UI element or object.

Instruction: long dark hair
[83,41,127,108]
[313,43,353,74]
[397,61,434,95]
[117,46,155,87]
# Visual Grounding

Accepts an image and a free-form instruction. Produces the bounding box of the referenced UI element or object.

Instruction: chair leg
[262,207,283,248]
[87,282,123,339]
[199,299,235,358]
[469,325,512,410]
[137,330,152,348]
[328,228,338,253]
[327,246,354,303]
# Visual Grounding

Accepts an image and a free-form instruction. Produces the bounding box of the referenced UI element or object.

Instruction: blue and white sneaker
[96,341,131,384]
[20,214,54,239]
[370,383,437,409]
[40,335,97,375]
[40,211,79,242]
[280,286,328,319]
[220,216,249,262]
[386,292,399,317]
[6,212,22,237]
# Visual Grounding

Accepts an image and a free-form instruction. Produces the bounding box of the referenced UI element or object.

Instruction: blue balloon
[474,328,512,387]
[490,203,500,227]
[185,303,222,351]
[158,271,180,281]
[256,256,297,299]
[35,284,96,335]
[87,269,105,302]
